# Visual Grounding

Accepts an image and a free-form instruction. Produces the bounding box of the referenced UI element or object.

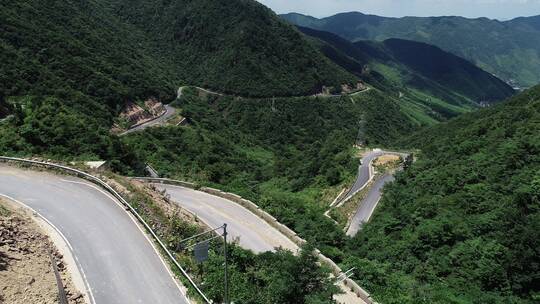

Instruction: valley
[282,12,540,89]
[0,0,538,303]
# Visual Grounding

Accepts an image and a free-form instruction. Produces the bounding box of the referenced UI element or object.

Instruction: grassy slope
[344,86,540,303]
[282,12,540,88]
[298,26,514,123]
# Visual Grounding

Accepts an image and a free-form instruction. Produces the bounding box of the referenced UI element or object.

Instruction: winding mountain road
[153,183,368,304]
[176,85,370,100]
[154,184,298,253]
[346,173,395,236]
[121,104,176,136]
[339,150,408,236]
[0,165,189,304]
[338,150,401,205]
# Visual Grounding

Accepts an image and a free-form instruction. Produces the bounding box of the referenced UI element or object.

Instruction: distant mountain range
[282,12,540,89]
[300,26,514,119]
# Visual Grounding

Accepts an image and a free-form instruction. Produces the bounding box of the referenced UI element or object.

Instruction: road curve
[121,104,176,136]
[340,150,407,236]
[154,184,298,254]
[338,150,394,205]
[152,184,368,303]
[0,165,189,304]
[346,173,395,236]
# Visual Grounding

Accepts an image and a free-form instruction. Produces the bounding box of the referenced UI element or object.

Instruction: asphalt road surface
[346,173,395,236]
[0,165,189,304]
[154,184,298,254]
[121,105,176,135]
[339,150,389,204]
[341,149,408,236]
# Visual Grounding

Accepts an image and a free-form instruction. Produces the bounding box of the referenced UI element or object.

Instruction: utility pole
[223,223,229,304]
[176,224,230,304]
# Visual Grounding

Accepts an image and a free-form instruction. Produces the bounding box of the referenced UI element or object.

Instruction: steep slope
[344,85,540,303]
[299,26,514,120]
[381,38,515,103]
[282,12,540,88]
[103,0,355,97]
[0,0,354,161]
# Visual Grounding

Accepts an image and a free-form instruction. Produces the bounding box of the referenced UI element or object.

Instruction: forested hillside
[300,26,514,120]
[343,86,540,303]
[104,0,355,96]
[0,0,354,163]
[123,87,414,254]
[282,12,540,88]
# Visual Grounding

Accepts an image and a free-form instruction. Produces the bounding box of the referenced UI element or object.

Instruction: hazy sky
[256,0,540,20]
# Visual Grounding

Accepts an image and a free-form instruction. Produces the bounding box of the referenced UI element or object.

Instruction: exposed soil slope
[0,200,84,304]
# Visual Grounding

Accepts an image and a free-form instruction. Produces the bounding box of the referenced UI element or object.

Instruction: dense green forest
[0,0,354,164]
[282,12,540,88]
[123,87,415,256]
[104,0,355,97]
[343,85,540,303]
[0,0,177,168]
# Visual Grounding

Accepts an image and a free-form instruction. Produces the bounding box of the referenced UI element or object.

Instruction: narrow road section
[121,104,176,136]
[339,149,408,236]
[154,184,298,253]
[0,165,189,304]
[338,149,394,205]
[346,174,395,236]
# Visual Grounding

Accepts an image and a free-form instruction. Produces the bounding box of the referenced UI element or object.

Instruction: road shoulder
[0,197,88,304]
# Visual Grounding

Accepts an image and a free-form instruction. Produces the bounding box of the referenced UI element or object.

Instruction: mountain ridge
[298,25,515,120]
[282,12,540,88]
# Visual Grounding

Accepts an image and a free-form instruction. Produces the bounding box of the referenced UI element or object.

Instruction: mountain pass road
[346,173,395,236]
[0,165,189,304]
[154,184,298,254]
[121,105,176,136]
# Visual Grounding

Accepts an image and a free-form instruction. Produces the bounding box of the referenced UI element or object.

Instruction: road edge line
[0,193,96,304]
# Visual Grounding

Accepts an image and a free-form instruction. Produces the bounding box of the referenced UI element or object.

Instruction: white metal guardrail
[0,156,211,304]
[133,177,376,304]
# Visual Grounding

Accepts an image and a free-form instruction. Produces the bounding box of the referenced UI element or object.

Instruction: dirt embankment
[374,154,401,167]
[0,201,85,304]
[116,98,166,130]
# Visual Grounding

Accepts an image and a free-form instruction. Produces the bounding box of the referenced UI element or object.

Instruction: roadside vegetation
[122,87,415,258]
[111,176,338,303]
[343,85,540,303]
